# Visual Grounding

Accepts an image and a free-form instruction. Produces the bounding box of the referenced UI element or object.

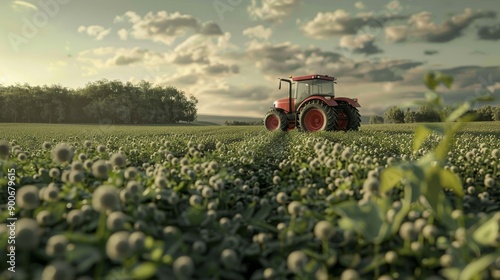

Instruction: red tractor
[264,74,361,132]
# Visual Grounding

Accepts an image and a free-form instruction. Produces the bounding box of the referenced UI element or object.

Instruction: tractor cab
[292,75,336,106]
[273,75,336,114]
[264,73,360,132]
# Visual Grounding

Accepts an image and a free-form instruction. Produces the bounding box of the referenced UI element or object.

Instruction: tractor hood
[274,97,295,113]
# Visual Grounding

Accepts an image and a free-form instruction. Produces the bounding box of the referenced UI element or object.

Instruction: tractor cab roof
[292,74,336,82]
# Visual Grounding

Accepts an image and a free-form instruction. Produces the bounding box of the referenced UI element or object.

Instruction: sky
[0,0,499,117]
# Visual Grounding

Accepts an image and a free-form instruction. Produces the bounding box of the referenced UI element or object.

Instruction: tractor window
[296,82,310,101]
[295,80,334,101]
[311,79,334,95]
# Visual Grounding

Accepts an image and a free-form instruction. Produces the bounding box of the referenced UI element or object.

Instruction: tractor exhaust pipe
[278,78,292,113]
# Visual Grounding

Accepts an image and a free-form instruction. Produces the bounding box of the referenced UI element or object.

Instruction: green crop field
[0,122,499,280]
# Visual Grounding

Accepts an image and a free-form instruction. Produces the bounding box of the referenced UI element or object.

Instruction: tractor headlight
[273,101,277,107]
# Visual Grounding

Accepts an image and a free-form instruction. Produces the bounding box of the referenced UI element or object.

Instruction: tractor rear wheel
[264,109,288,131]
[298,100,337,132]
[337,105,361,131]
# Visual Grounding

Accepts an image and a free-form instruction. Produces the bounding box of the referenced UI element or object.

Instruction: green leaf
[420,165,442,206]
[360,253,386,273]
[441,268,461,280]
[413,125,431,152]
[425,91,440,104]
[106,268,133,280]
[419,165,455,229]
[434,122,464,160]
[338,253,361,268]
[66,244,102,273]
[242,202,256,220]
[145,236,155,249]
[390,184,412,234]
[294,217,310,234]
[252,204,272,221]
[438,168,464,198]
[304,258,319,273]
[334,200,387,243]
[151,247,164,262]
[472,214,500,246]
[458,251,500,280]
[381,162,423,201]
[173,181,186,192]
[132,262,158,280]
[64,233,99,244]
[446,102,471,123]
[182,207,205,226]
[249,220,277,232]
[474,93,494,102]
[413,124,446,152]
[424,72,438,90]
[380,167,404,193]
[436,72,454,88]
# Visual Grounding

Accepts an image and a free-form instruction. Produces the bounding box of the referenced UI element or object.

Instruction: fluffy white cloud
[117,29,128,40]
[95,31,241,106]
[247,0,301,23]
[116,11,223,45]
[385,8,496,43]
[244,39,361,78]
[243,25,273,40]
[78,25,111,40]
[354,2,365,10]
[301,9,406,39]
[77,47,163,68]
[166,32,238,66]
[339,34,382,55]
[384,25,408,42]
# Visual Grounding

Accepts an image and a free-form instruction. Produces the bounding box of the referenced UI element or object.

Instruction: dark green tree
[384,106,404,123]
[404,108,416,123]
[415,105,440,122]
[474,106,494,121]
[493,106,500,121]
[0,80,198,124]
[369,115,384,124]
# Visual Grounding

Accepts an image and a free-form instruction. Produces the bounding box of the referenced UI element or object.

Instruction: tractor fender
[334,97,361,107]
[297,96,338,112]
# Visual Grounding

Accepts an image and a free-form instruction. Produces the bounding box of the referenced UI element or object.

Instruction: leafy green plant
[379,71,499,280]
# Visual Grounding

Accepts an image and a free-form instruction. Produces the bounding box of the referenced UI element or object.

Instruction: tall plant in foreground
[329,71,498,280]
[380,72,499,280]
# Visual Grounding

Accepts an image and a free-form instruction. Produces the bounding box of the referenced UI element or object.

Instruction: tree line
[370,105,500,124]
[224,120,261,126]
[0,80,198,124]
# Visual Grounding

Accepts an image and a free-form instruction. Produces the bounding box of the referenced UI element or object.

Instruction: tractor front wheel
[263,109,288,131]
[298,101,337,132]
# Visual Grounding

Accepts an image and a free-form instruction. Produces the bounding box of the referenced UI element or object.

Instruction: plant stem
[374,242,380,278]
[95,211,106,279]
